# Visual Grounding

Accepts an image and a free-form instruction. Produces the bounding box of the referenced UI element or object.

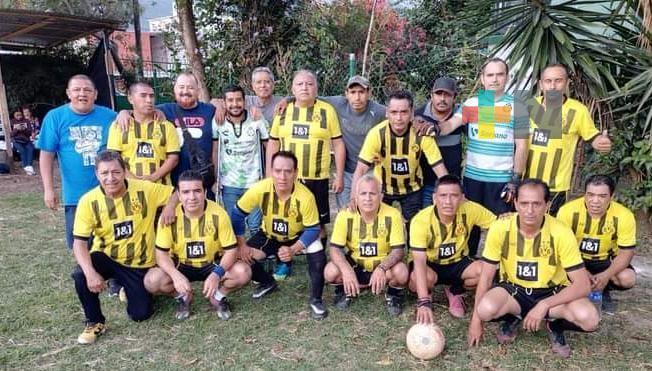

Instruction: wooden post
[0,55,13,170]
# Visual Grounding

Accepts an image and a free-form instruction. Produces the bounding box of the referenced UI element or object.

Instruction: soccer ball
[406,323,445,360]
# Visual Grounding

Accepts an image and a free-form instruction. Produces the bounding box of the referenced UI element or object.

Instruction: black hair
[434,174,463,193]
[95,150,126,170]
[515,178,551,202]
[584,174,616,195]
[387,90,414,109]
[128,81,153,96]
[178,170,205,188]
[271,150,298,170]
[223,84,245,99]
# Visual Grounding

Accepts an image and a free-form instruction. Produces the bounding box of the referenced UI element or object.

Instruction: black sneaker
[546,321,571,357]
[496,316,521,344]
[107,279,122,298]
[385,294,403,317]
[333,292,351,310]
[310,298,328,320]
[214,298,232,321]
[602,291,617,315]
[252,281,278,299]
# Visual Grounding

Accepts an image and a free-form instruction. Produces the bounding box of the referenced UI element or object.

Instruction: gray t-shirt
[245,95,284,125]
[322,96,386,173]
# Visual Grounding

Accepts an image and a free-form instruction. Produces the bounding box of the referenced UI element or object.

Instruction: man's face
[271,156,297,193]
[584,184,612,217]
[178,179,205,214]
[252,71,274,100]
[13,111,23,120]
[96,160,126,196]
[345,85,370,113]
[433,183,463,218]
[355,179,381,214]
[514,185,548,229]
[539,66,569,93]
[291,72,317,105]
[386,98,412,134]
[431,90,454,114]
[22,109,31,119]
[174,75,199,108]
[225,91,245,118]
[128,85,156,117]
[480,61,508,94]
[66,78,97,114]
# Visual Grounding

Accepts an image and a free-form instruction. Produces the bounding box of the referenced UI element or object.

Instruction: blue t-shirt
[37,104,116,205]
[158,102,216,184]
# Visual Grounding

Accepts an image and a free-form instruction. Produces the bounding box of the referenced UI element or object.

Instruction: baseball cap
[346,75,370,89]
[431,77,457,94]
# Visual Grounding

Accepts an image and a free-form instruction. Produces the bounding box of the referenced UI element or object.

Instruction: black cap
[431,77,457,95]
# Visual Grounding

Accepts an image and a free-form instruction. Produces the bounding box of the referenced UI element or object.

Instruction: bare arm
[331,137,346,192]
[39,151,58,210]
[432,162,448,178]
[439,115,464,136]
[412,251,430,300]
[379,248,404,270]
[73,238,106,293]
[468,261,498,346]
[265,139,280,177]
[147,154,179,182]
[513,138,528,175]
[219,248,238,272]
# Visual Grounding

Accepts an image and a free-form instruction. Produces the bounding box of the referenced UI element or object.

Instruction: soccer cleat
[273,263,292,281]
[213,298,232,320]
[175,295,190,320]
[601,291,617,315]
[546,321,572,358]
[333,289,351,310]
[252,281,278,299]
[107,279,122,298]
[77,322,106,345]
[385,294,403,317]
[444,287,466,318]
[496,316,521,344]
[310,298,328,320]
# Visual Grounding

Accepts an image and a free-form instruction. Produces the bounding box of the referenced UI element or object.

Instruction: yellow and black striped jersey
[557,197,636,261]
[73,179,173,268]
[482,214,584,288]
[155,200,237,268]
[410,201,496,265]
[330,203,405,272]
[107,119,180,185]
[270,99,342,180]
[525,97,599,192]
[236,178,319,242]
[358,121,443,196]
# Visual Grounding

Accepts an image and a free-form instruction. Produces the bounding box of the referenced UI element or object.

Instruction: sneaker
[252,281,278,299]
[310,298,328,320]
[24,166,35,176]
[273,263,292,281]
[333,289,351,310]
[118,287,127,303]
[77,322,106,344]
[444,286,466,318]
[212,297,232,320]
[546,321,572,358]
[107,279,122,298]
[385,294,403,317]
[496,316,521,344]
[602,291,617,315]
[175,295,191,320]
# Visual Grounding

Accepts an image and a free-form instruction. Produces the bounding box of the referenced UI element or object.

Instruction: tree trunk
[132,0,144,79]
[175,0,211,102]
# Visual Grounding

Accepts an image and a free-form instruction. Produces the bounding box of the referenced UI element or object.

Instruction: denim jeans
[13,141,34,167]
[221,185,262,235]
[335,171,353,210]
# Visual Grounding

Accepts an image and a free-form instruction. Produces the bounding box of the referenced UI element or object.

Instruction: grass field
[1,178,652,370]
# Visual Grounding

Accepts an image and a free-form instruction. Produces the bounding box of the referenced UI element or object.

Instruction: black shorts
[345,255,374,286]
[247,230,299,258]
[301,178,330,225]
[495,282,562,318]
[409,256,474,286]
[176,263,215,282]
[584,259,635,275]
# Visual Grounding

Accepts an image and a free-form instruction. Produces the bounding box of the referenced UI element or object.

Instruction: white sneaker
[24,166,35,175]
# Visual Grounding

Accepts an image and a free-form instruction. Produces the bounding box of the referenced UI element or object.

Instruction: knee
[129,307,153,322]
[323,262,341,283]
[574,303,600,332]
[71,266,85,283]
[476,297,501,322]
[388,263,409,286]
[231,262,252,284]
[143,269,166,293]
[615,269,636,288]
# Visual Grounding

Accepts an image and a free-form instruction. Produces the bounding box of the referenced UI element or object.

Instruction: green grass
[1,191,651,370]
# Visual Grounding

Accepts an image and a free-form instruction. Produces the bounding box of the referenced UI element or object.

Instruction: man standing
[246,66,284,124]
[352,90,448,223]
[107,82,180,185]
[144,170,252,321]
[468,179,599,357]
[526,64,612,215]
[325,174,409,316]
[231,151,328,319]
[71,151,174,344]
[557,175,636,313]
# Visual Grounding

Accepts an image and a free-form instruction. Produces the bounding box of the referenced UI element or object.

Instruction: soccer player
[409,175,496,323]
[351,90,448,222]
[107,82,180,185]
[231,151,328,319]
[144,170,252,320]
[324,174,409,316]
[557,175,636,313]
[71,150,175,344]
[525,64,611,215]
[468,179,599,358]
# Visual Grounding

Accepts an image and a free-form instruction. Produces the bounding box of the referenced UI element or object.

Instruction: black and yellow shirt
[107,119,180,185]
[482,214,584,288]
[525,97,599,192]
[557,197,636,261]
[236,178,319,242]
[73,179,173,268]
[155,200,237,268]
[330,203,405,272]
[358,121,443,196]
[410,201,496,265]
[270,100,342,180]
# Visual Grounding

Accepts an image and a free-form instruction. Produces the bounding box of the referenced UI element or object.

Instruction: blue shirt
[37,104,116,205]
[158,102,216,184]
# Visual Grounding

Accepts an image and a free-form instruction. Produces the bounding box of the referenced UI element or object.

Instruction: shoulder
[198,102,216,113]
[489,214,513,232]
[547,215,575,237]
[206,200,229,217]
[78,186,102,205]
[611,201,635,220]
[564,98,589,112]
[315,99,337,112]
[413,205,433,222]
[558,197,585,215]
[380,203,402,219]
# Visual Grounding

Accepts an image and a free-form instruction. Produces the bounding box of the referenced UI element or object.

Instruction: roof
[0,8,125,50]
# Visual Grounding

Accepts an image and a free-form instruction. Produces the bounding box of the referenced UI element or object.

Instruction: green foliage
[3,0,133,22]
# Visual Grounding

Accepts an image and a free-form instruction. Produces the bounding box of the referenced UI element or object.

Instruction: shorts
[301,178,330,225]
[495,282,561,318]
[383,190,422,222]
[176,262,217,282]
[409,256,473,286]
[335,171,353,210]
[247,230,299,258]
[345,255,374,286]
[584,259,635,290]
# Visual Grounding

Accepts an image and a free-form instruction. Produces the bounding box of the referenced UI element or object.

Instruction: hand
[202,272,221,299]
[152,109,166,122]
[500,180,518,203]
[467,316,484,346]
[523,301,549,332]
[341,268,360,297]
[413,116,433,136]
[250,106,262,120]
[116,110,132,132]
[347,195,357,212]
[44,188,59,210]
[278,245,295,262]
[238,244,254,265]
[332,175,344,193]
[369,267,387,295]
[274,99,288,116]
[159,203,177,226]
[172,273,192,298]
[85,269,106,294]
[592,130,612,154]
[211,99,226,124]
[142,174,159,182]
[416,306,433,324]
[591,272,610,291]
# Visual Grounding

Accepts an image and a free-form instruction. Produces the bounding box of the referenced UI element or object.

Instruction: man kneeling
[324,174,409,316]
[468,179,599,357]
[144,170,251,320]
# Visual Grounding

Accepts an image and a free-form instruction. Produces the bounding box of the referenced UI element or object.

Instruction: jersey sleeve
[155,221,174,251]
[617,209,637,249]
[301,191,320,228]
[409,211,429,251]
[421,136,444,167]
[327,106,342,139]
[556,225,584,271]
[236,182,263,214]
[358,128,380,166]
[555,204,573,228]
[258,119,270,140]
[576,105,600,142]
[269,111,282,139]
[36,111,59,152]
[165,121,181,153]
[72,195,95,240]
[150,182,174,208]
[217,207,238,249]
[481,221,506,264]
[106,122,123,152]
[389,210,406,248]
[470,202,497,229]
[329,211,348,249]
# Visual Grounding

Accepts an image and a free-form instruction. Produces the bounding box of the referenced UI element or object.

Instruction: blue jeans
[65,205,77,249]
[13,141,34,167]
[335,171,353,210]
[221,185,262,235]
[421,183,435,208]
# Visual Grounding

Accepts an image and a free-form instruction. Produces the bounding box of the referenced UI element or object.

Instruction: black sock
[251,261,274,284]
[306,250,327,301]
[549,319,586,333]
[387,286,403,297]
[320,237,328,248]
[450,284,465,295]
[491,313,519,323]
[333,284,344,296]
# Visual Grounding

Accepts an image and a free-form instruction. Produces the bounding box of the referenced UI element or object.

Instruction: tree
[175,0,210,102]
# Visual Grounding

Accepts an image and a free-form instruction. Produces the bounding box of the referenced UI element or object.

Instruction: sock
[549,318,586,333]
[213,290,226,301]
[387,286,403,297]
[333,284,344,296]
[306,250,327,301]
[251,261,274,284]
[491,313,519,323]
[321,237,328,249]
[450,284,465,295]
